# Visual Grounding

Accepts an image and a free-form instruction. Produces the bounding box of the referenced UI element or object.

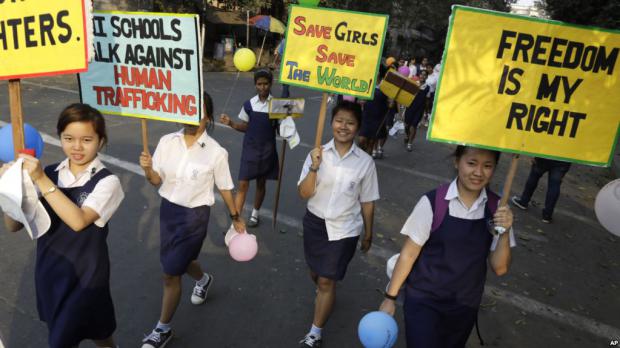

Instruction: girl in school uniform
[2,104,124,348]
[403,70,429,152]
[220,69,279,228]
[297,101,380,348]
[358,65,395,158]
[139,93,245,348]
[379,146,516,348]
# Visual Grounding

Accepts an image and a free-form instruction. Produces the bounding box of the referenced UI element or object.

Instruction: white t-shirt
[152,130,234,208]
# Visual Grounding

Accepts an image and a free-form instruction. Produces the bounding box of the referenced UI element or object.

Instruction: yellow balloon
[233,48,256,72]
[385,57,396,66]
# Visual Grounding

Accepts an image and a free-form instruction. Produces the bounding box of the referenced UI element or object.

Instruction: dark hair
[254,69,273,84]
[331,100,362,126]
[203,92,215,133]
[57,103,107,147]
[454,145,501,164]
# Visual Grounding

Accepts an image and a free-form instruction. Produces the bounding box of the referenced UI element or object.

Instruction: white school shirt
[238,94,273,122]
[152,130,234,208]
[298,140,380,241]
[400,179,516,251]
[53,157,124,228]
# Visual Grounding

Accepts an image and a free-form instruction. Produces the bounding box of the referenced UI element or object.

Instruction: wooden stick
[257,33,267,66]
[8,79,25,158]
[499,154,520,206]
[314,92,329,148]
[141,119,149,153]
[272,139,287,232]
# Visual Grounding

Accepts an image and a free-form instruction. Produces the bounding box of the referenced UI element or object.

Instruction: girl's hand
[310,147,322,170]
[493,206,514,230]
[139,151,153,170]
[18,154,44,182]
[379,298,396,316]
[361,235,372,252]
[232,218,246,233]
[220,114,231,126]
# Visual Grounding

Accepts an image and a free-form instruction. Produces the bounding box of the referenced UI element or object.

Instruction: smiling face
[60,121,102,172]
[454,148,497,194]
[331,109,359,145]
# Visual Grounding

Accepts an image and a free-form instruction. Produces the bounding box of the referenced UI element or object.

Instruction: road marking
[3,119,618,339]
[485,285,620,339]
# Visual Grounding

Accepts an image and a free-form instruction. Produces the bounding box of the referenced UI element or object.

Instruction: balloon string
[222,71,240,114]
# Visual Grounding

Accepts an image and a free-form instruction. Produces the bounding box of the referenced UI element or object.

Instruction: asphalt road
[0,73,618,347]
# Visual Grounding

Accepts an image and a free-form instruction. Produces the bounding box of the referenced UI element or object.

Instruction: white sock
[197,273,210,286]
[156,321,171,333]
[251,208,259,218]
[309,324,322,338]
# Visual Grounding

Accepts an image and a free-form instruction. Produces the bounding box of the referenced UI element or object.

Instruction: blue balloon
[358,311,398,348]
[0,123,44,162]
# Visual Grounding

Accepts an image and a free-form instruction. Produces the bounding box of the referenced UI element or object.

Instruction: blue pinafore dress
[404,189,494,348]
[238,100,279,181]
[36,165,116,348]
[360,88,389,139]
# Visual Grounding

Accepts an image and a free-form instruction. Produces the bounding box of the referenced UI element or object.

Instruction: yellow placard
[428,6,620,167]
[279,6,388,100]
[0,0,87,80]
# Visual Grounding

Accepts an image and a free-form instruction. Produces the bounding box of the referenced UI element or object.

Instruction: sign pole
[246,11,250,47]
[8,79,25,157]
[314,93,329,148]
[272,139,287,232]
[257,33,267,67]
[141,119,149,153]
[499,154,520,207]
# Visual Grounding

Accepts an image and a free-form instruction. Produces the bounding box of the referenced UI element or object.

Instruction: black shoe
[542,214,552,224]
[191,273,213,305]
[299,334,322,348]
[247,215,259,228]
[142,328,173,348]
[511,196,528,210]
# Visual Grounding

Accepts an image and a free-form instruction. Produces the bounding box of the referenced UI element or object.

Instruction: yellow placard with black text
[0,0,87,80]
[279,6,388,100]
[428,6,620,167]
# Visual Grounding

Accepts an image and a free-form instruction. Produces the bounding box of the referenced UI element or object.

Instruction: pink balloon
[398,66,410,76]
[343,95,355,102]
[229,233,258,261]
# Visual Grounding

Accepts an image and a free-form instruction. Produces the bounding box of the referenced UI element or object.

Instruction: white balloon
[386,253,400,279]
[594,179,620,237]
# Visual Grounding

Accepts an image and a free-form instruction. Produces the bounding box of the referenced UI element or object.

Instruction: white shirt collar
[323,139,360,160]
[446,178,488,211]
[171,129,210,148]
[55,156,104,178]
[250,94,273,105]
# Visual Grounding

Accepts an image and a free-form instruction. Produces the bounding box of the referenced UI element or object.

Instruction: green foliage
[319,0,513,62]
[541,0,620,30]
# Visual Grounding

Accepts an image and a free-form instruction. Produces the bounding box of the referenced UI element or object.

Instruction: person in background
[220,70,279,228]
[511,157,572,223]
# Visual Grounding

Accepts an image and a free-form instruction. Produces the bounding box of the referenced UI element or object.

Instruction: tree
[322,0,513,63]
[541,0,620,29]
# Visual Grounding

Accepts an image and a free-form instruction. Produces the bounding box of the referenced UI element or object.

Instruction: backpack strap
[430,183,451,233]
